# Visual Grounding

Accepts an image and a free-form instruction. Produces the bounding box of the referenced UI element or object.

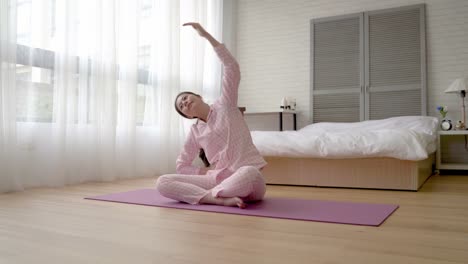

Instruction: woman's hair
[174,91,210,167]
[174,91,201,119]
[199,149,210,167]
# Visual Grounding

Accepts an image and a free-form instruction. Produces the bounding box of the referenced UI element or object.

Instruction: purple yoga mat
[85,189,398,226]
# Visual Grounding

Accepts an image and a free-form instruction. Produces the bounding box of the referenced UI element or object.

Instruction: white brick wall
[233,0,468,129]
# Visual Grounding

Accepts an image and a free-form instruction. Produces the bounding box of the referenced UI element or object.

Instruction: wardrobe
[311,4,426,123]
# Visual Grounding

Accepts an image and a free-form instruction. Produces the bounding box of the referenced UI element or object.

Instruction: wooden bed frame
[261,153,435,191]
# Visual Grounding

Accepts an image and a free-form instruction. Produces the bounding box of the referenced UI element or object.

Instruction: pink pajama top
[176,44,267,181]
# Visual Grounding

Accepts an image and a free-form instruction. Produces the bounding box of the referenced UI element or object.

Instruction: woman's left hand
[183,22,209,38]
[199,167,210,175]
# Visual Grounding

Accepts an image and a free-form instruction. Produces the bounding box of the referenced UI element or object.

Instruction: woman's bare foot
[200,192,246,209]
[223,197,246,208]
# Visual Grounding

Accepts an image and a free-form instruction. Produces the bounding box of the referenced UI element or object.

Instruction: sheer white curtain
[0,0,21,191]
[0,0,224,193]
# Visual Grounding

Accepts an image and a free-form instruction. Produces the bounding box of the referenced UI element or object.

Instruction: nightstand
[244,111,297,131]
[436,130,468,171]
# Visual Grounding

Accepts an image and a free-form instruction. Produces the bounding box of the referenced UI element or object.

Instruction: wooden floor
[1,174,468,264]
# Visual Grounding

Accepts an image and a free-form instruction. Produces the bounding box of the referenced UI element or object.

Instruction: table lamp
[445,77,467,130]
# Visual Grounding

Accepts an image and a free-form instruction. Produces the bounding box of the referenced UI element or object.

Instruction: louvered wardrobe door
[365,5,426,120]
[311,14,363,123]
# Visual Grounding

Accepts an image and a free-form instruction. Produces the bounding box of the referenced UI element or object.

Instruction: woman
[156,22,267,208]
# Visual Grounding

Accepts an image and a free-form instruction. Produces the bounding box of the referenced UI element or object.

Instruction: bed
[251,116,438,191]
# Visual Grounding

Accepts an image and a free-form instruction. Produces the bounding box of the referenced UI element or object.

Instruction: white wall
[222,0,238,55]
[234,0,468,129]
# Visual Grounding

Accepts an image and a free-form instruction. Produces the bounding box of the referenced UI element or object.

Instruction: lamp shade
[445,77,468,93]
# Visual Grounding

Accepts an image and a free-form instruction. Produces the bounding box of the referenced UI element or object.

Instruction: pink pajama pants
[156,166,266,205]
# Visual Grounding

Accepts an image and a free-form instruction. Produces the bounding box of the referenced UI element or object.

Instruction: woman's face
[176,93,203,118]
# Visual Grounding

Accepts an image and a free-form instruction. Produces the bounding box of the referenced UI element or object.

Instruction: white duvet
[250,116,439,161]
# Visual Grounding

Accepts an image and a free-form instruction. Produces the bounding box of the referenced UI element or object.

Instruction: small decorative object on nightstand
[440,119,452,131]
[444,77,467,130]
[455,120,465,130]
[437,106,451,131]
[280,97,288,110]
[280,97,296,110]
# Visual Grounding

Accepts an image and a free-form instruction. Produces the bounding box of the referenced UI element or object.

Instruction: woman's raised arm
[183,22,240,107]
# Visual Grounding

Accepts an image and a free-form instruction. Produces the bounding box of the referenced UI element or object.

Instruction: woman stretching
[156,22,267,208]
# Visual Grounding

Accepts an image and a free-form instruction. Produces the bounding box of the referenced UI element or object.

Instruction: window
[16,0,152,125]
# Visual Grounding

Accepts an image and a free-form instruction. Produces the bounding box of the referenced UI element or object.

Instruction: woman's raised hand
[183,22,209,38]
[183,22,220,47]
